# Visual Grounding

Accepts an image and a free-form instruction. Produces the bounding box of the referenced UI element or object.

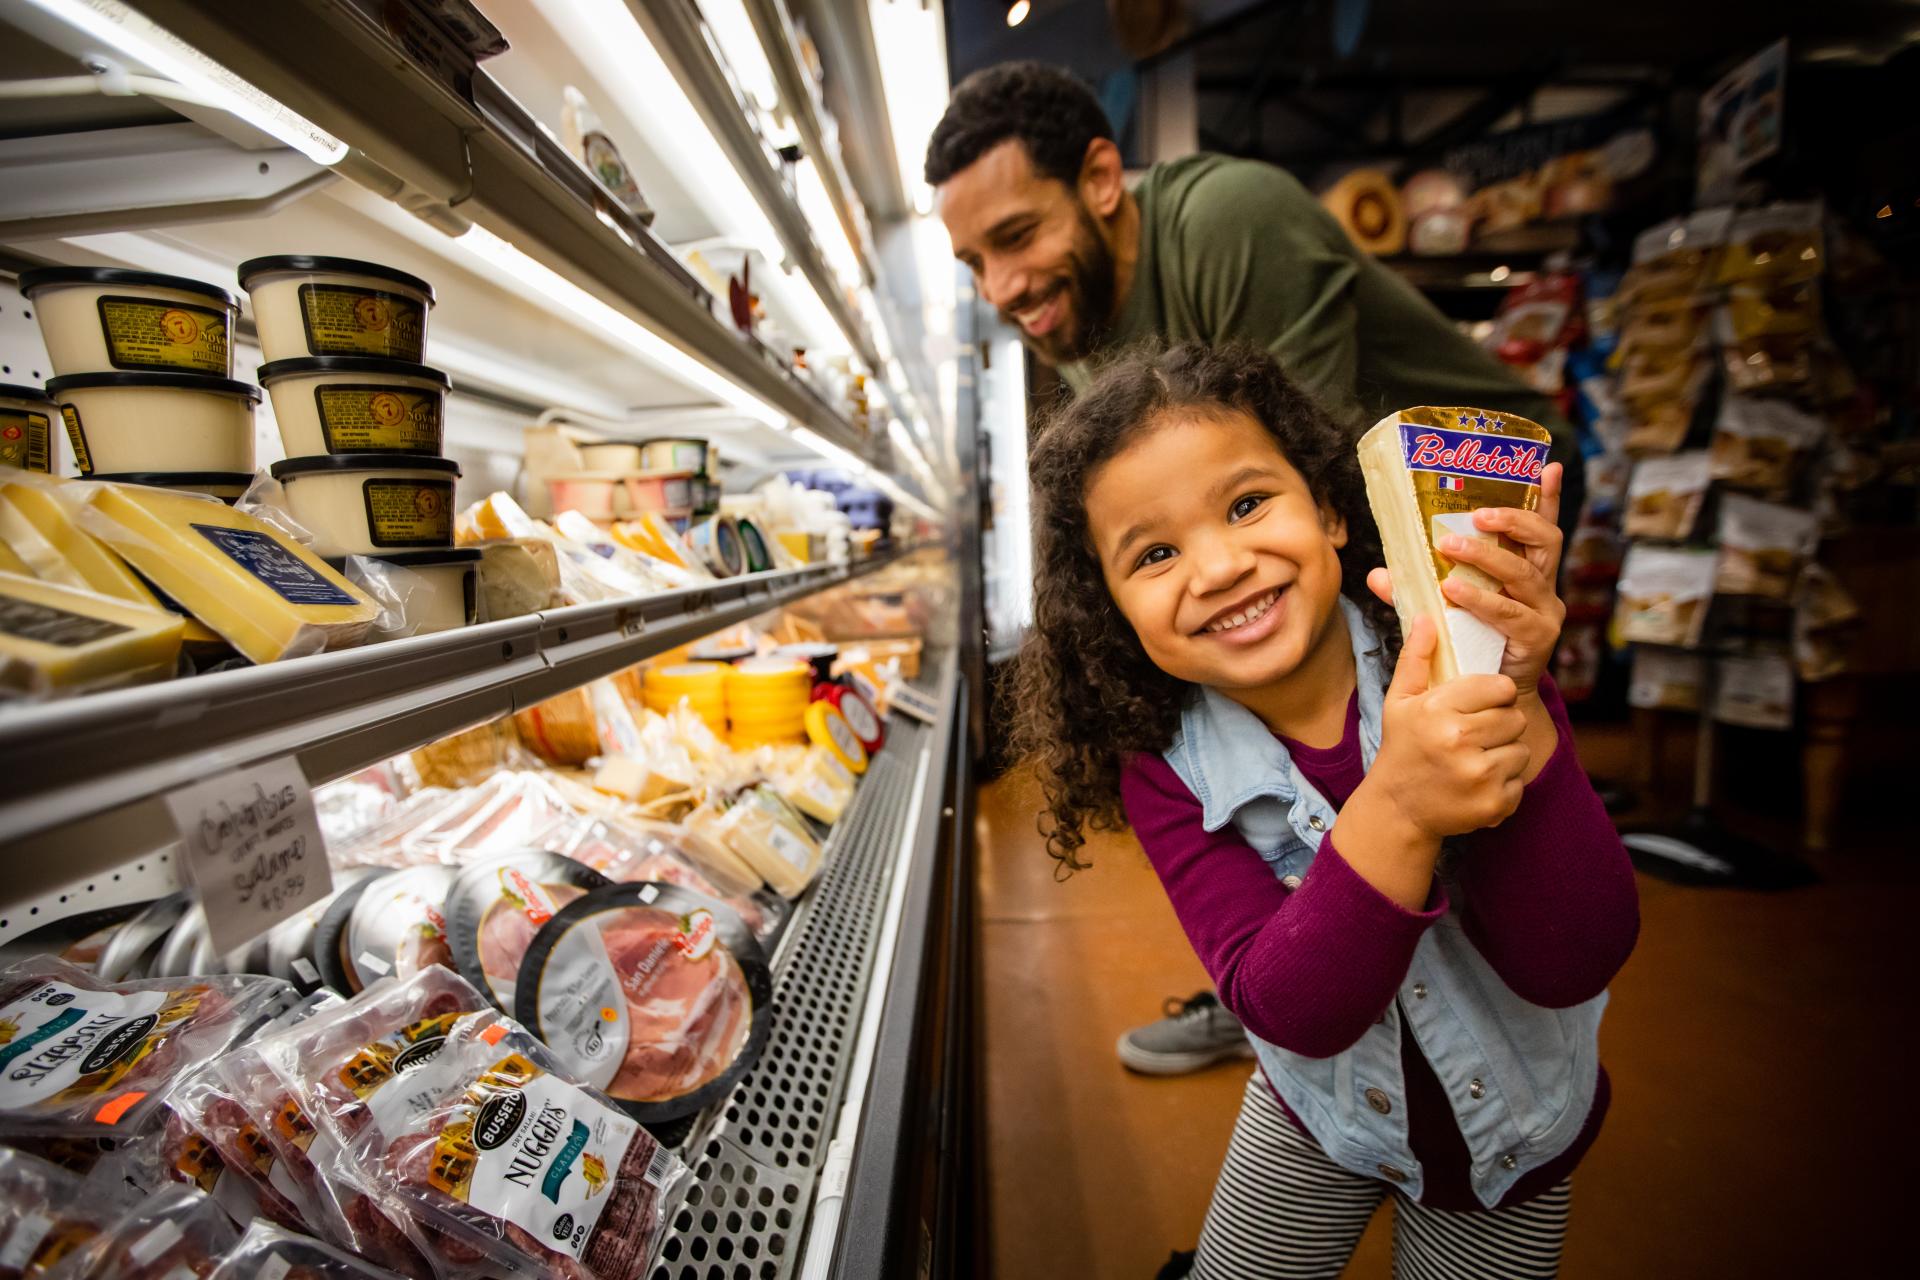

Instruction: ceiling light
[1006,0,1031,27]
[23,0,347,165]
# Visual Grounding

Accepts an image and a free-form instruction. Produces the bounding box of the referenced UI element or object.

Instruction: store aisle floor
[975,736,1904,1278]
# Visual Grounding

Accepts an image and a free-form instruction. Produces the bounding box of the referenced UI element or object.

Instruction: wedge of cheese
[0,538,28,577]
[0,571,183,694]
[1357,406,1552,685]
[476,538,562,619]
[0,477,226,648]
[80,484,378,663]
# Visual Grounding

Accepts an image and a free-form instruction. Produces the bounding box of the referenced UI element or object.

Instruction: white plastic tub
[270,452,460,557]
[239,255,435,363]
[258,356,448,456]
[19,266,239,378]
[332,547,480,639]
[45,373,259,476]
[0,384,54,473]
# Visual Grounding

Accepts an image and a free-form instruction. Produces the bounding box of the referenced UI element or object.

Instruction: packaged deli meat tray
[445,851,612,1013]
[515,883,773,1123]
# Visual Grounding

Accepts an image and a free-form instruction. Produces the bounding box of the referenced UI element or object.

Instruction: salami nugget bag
[40,1184,236,1280]
[342,1019,687,1280]
[0,957,289,1137]
[1358,407,1552,683]
[0,1147,115,1278]
[204,1220,408,1280]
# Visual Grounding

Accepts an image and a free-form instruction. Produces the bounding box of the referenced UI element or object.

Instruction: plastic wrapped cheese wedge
[0,571,184,696]
[1357,406,1552,684]
[79,482,379,663]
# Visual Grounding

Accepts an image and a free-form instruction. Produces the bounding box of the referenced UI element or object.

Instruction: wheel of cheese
[816,682,884,752]
[1321,168,1407,256]
[805,700,868,774]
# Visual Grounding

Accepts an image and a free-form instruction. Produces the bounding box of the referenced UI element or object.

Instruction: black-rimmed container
[258,355,448,456]
[444,851,611,1012]
[19,266,239,378]
[270,452,460,557]
[328,546,481,638]
[515,882,772,1123]
[45,372,258,476]
[238,255,435,364]
[90,471,254,503]
[0,384,54,473]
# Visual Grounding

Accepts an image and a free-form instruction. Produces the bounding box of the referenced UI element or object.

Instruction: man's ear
[1321,504,1349,549]
[1079,137,1126,219]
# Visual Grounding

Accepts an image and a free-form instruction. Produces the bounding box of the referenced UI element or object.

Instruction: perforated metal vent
[650,717,929,1280]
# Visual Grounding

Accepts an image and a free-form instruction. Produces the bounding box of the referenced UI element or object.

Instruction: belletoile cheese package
[1357,406,1552,684]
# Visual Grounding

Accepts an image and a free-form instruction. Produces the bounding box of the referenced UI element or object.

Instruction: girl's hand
[1366,616,1530,842]
[1366,462,1568,698]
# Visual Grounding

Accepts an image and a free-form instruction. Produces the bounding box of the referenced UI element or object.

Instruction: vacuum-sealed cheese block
[80,483,378,663]
[475,538,562,619]
[0,538,28,576]
[0,570,184,694]
[0,476,162,607]
[1357,407,1552,684]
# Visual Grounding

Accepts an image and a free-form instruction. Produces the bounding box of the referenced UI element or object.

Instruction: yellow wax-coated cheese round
[805,700,868,775]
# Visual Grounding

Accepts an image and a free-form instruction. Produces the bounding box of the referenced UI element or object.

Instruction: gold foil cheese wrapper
[1358,406,1552,682]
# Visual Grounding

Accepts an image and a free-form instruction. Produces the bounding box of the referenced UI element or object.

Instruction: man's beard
[1003,205,1117,366]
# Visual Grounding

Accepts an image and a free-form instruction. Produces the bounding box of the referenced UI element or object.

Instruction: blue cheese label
[190,525,357,606]
[429,1054,636,1261]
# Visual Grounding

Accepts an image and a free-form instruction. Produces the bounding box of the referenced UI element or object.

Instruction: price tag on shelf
[884,678,941,725]
[163,756,334,955]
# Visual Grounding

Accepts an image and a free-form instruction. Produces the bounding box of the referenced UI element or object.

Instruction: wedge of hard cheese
[80,483,378,664]
[0,571,183,695]
[1357,406,1552,684]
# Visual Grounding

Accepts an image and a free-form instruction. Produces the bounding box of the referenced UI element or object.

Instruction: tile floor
[973,726,1904,1278]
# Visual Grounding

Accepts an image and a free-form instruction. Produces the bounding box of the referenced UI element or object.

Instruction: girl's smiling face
[1085,408,1350,696]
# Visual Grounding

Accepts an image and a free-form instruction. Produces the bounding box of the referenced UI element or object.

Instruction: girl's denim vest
[1161,597,1605,1208]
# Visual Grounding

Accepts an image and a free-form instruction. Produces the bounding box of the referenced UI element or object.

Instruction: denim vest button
[1377,1163,1407,1182]
[1282,874,1303,890]
[1365,1088,1392,1115]
[1308,815,1327,831]
[1501,1153,1519,1171]
[1412,983,1427,999]
[1470,1078,1486,1099]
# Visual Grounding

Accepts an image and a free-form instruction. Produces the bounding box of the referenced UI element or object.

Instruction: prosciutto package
[344,1020,687,1280]
[204,1221,407,1280]
[39,1184,236,1280]
[444,853,610,1013]
[0,957,290,1137]
[515,885,771,1122]
[255,967,499,1278]
[0,1147,115,1279]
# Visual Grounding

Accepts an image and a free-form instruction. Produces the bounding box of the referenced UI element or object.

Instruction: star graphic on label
[1457,414,1473,426]
[1474,414,1489,428]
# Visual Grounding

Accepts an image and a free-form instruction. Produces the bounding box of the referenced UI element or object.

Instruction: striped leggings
[1191,1075,1572,1280]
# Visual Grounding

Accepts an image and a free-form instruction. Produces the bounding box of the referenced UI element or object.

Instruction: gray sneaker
[1117,991,1255,1075]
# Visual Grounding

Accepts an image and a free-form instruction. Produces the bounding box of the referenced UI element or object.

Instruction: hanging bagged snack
[0,958,288,1138]
[1618,209,1731,307]
[1617,294,1710,354]
[1723,278,1821,342]
[1792,562,1861,681]
[516,883,772,1121]
[1628,648,1707,712]
[444,851,612,1011]
[1717,318,1816,393]
[1356,406,1553,683]
[38,1184,237,1280]
[1713,202,1823,287]
[1623,451,1712,541]
[1715,494,1819,600]
[1483,273,1581,395]
[341,1019,687,1280]
[1712,650,1796,729]
[1621,378,1709,457]
[1709,396,1825,497]
[1615,546,1717,647]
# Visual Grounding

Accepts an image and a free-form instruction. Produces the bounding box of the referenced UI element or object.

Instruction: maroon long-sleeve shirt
[1120,676,1638,1209]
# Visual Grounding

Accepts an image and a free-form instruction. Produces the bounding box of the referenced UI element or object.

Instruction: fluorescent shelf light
[868,0,950,227]
[453,224,785,428]
[24,0,348,165]
[789,425,873,476]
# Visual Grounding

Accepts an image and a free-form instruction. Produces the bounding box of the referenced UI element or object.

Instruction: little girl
[1014,343,1639,1279]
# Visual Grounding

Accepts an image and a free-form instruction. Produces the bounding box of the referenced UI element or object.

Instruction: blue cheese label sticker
[164,755,335,955]
[190,524,358,606]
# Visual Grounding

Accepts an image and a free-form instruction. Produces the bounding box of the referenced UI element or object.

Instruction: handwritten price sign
[164,756,334,956]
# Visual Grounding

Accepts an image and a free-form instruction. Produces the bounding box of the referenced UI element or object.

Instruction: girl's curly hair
[1010,341,1398,876]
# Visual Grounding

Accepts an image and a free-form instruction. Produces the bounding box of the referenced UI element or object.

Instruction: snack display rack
[0,2,974,1277]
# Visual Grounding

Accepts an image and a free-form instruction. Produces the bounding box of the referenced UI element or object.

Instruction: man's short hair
[924,61,1114,189]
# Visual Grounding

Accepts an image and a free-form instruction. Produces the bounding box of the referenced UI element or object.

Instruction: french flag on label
[1437,475,1465,491]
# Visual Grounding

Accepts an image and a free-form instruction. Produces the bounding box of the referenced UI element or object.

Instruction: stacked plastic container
[21,266,258,500]
[243,256,478,638]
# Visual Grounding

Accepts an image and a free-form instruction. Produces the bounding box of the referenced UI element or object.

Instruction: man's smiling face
[937,139,1117,365]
